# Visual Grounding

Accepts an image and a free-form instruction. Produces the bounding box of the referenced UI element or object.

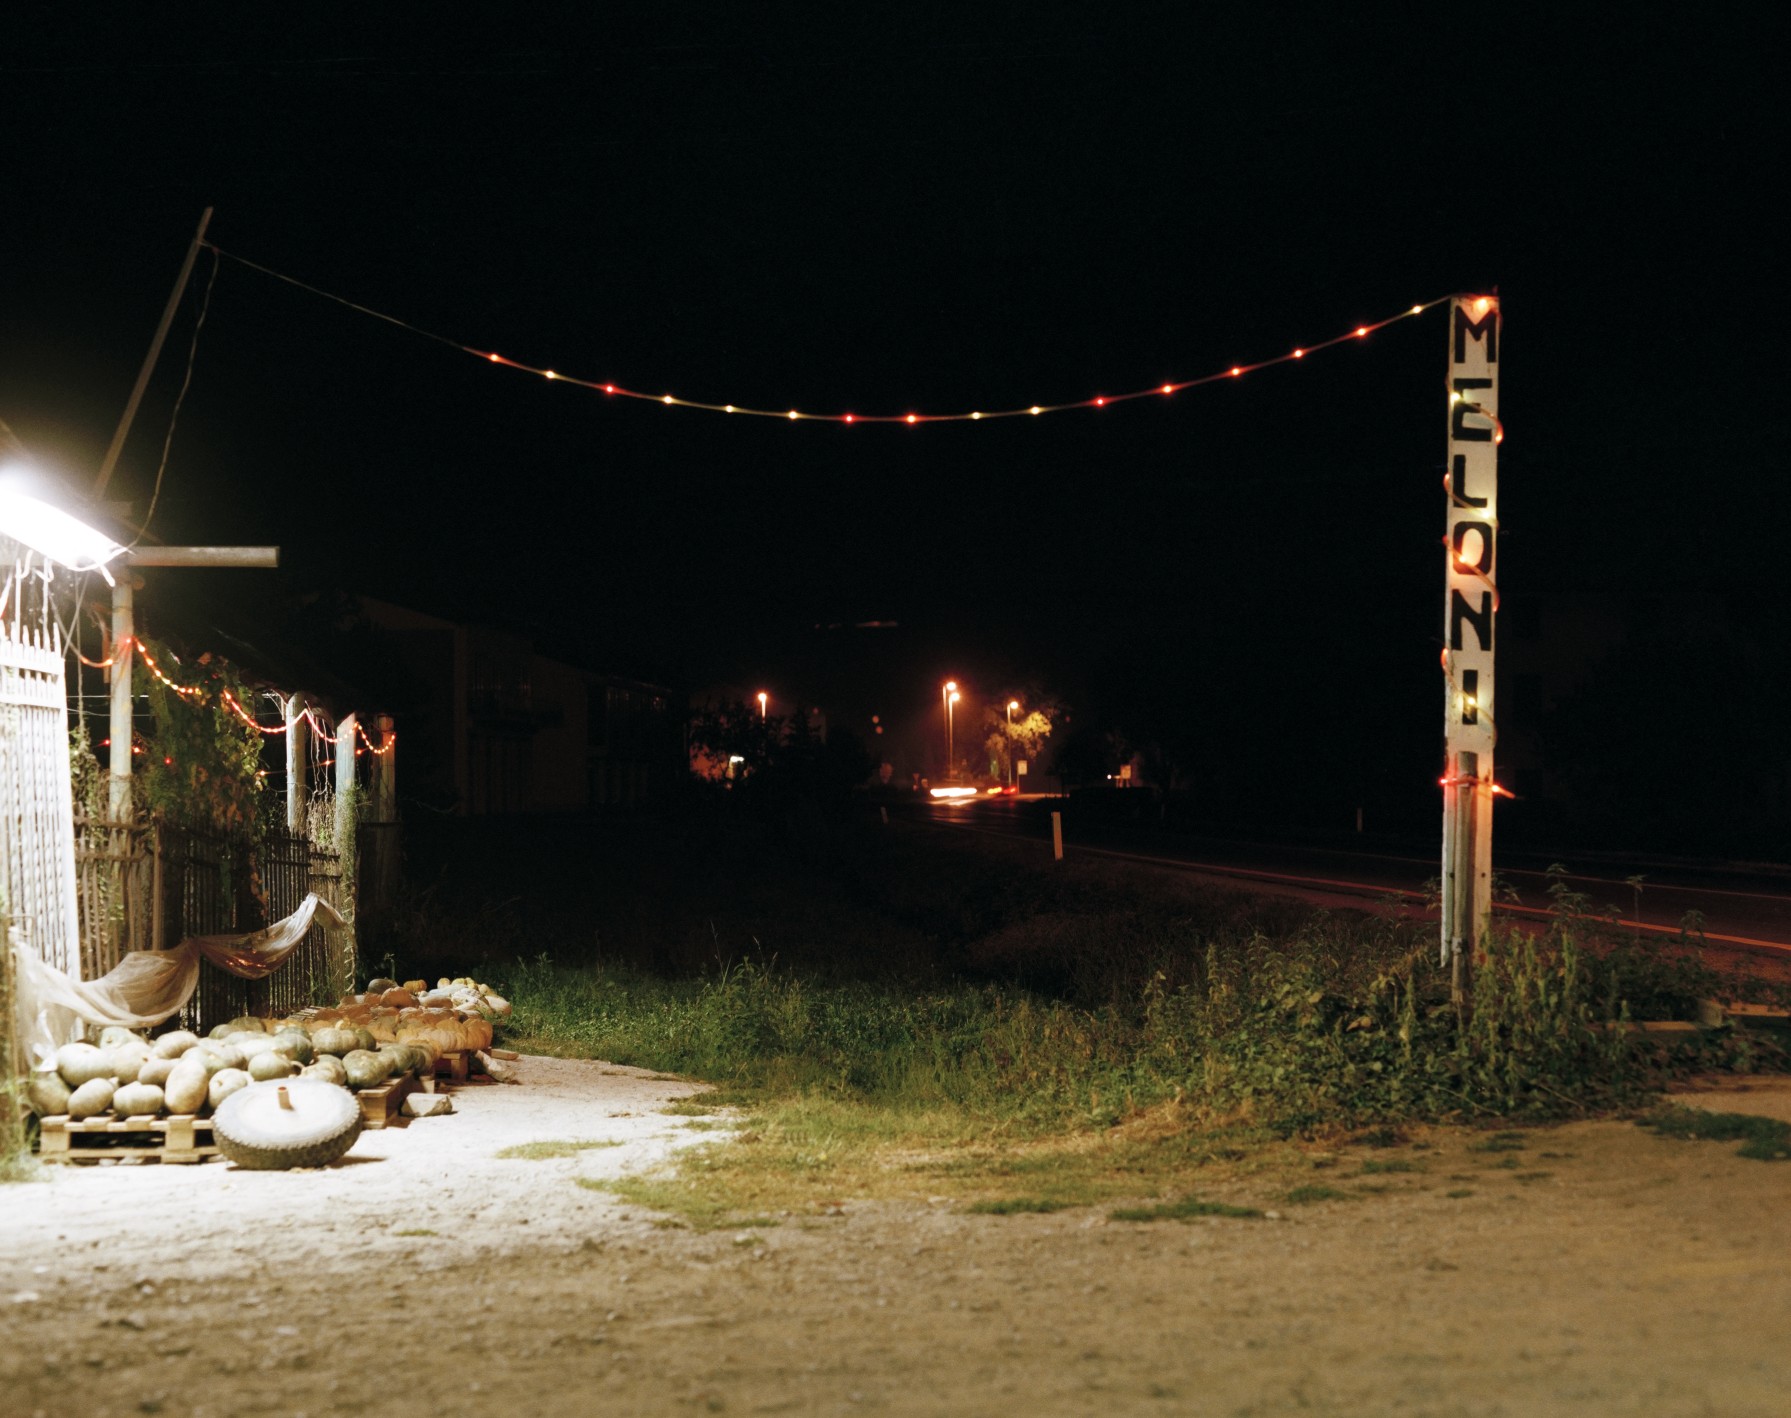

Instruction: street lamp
[757,690,769,721]
[943,681,960,779]
[1006,700,1020,787]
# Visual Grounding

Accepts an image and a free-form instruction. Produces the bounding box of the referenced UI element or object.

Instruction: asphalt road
[902,794,1791,971]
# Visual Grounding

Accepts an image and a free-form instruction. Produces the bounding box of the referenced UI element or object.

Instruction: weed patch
[496,1139,626,1160]
[967,1197,1077,1215]
[1283,1184,1354,1205]
[1109,1197,1263,1222]
[1641,1107,1791,1161]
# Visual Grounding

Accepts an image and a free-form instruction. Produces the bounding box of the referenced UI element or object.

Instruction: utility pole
[1438,294,1502,1003]
[94,208,213,501]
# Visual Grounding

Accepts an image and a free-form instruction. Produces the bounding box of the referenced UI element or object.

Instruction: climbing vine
[138,640,268,837]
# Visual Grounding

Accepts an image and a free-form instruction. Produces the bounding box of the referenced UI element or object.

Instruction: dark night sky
[0,8,1778,837]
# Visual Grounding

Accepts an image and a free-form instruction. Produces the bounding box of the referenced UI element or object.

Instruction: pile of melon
[285,975,502,1056]
[338,975,511,1019]
[26,1016,438,1122]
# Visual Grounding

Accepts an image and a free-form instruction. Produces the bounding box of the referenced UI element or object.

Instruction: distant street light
[757,690,769,721]
[1007,700,1020,787]
[943,681,960,778]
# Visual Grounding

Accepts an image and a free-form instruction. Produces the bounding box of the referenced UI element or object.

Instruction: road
[902,794,1791,969]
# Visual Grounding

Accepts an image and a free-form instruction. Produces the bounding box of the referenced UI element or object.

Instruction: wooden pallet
[37,1113,217,1165]
[427,1049,503,1085]
[356,1071,418,1129]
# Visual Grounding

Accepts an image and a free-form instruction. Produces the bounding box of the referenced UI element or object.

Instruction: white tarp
[10,892,347,1065]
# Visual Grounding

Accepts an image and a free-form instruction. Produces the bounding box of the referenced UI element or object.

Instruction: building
[357,598,680,814]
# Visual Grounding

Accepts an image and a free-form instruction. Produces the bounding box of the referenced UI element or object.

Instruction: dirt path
[3,1060,1788,1417]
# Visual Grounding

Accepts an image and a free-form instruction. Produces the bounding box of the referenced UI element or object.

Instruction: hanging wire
[130,246,221,548]
[205,241,1452,424]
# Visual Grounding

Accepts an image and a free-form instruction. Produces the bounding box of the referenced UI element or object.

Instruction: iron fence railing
[72,816,352,1033]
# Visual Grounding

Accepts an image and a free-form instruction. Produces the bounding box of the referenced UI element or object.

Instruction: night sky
[1,10,1778,844]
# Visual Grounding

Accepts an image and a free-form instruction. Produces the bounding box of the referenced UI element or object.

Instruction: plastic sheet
[10,893,347,1065]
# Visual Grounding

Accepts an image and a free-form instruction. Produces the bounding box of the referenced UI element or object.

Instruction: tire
[211,1078,364,1170]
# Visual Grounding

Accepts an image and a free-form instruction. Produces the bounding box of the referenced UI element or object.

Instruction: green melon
[67,1077,117,1119]
[352,1027,377,1053]
[300,1060,347,1085]
[227,1015,267,1034]
[112,1082,165,1117]
[163,1059,210,1115]
[341,1049,390,1090]
[152,1029,201,1060]
[26,1069,72,1117]
[248,1052,297,1082]
[232,1034,279,1062]
[272,1030,315,1065]
[111,1039,153,1085]
[209,1068,253,1110]
[183,1047,229,1079]
[56,1043,116,1088]
[312,1027,360,1057]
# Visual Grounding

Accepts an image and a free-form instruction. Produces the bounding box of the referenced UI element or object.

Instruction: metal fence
[72,817,349,1033]
[0,622,80,978]
[72,812,154,977]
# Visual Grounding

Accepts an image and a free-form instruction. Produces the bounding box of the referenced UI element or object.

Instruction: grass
[496,1138,626,1160]
[1109,1196,1263,1222]
[1282,1184,1355,1205]
[968,1196,1077,1215]
[1641,1107,1791,1160]
[450,819,1789,1227]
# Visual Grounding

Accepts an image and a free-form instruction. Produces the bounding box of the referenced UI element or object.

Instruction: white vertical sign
[1440,294,1501,976]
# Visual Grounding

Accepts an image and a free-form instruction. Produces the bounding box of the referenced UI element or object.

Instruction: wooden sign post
[1439,294,1502,1000]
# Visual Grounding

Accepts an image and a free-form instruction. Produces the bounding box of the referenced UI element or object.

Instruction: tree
[983,699,1057,782]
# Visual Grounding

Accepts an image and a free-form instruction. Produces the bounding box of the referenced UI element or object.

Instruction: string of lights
[80,634,395,756]
[207,243,1453,425]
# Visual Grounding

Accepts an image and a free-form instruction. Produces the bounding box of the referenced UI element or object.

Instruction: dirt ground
[3,1058,1788,1418]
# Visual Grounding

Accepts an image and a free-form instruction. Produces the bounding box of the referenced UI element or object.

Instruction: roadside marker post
[1439,294,1502,1002]
[1052,811,1064,862]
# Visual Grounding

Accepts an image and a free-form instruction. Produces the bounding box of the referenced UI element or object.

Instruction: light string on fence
[206,243,1453,425]
[73,632,395,756]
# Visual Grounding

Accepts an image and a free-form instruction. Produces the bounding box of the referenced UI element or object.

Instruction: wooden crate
[37,1113,217,1165]
[356,1071,418,1129]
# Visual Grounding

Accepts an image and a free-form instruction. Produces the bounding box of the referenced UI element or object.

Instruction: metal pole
[94,207,214,500]
[108,579,134,822]
[334,713,358,991]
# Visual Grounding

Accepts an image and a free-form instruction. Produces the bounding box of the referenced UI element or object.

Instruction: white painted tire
[212,1078,363,1170]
